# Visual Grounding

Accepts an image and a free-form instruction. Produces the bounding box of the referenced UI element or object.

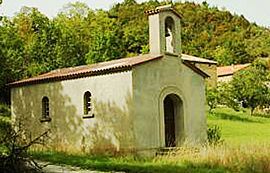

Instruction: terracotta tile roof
[217,64,250,77]
[145,4,182,18]
[9,54,162,87]
[9,53,211,87]
[181,54,217,64]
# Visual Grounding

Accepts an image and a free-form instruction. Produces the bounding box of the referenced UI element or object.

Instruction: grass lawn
[31,151,229,173]
[30,108,270,173]
[208,108,270,145]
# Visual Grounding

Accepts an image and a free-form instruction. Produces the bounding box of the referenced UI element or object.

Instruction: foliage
[0,104,10,117]
[1,1,270,102]
[206,87,219,112]
[207,125,223,146]
[0,123,49,173]
[228,59,270,114]
[85,10,127,63]
[217,82,241,111]
[0,103,49,173]
[206,83,241,112]
[0,104,11,143]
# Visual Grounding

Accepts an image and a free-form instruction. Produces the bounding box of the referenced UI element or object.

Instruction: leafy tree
[0,18,25,103]
[1,0,270,103]
[85,10,127,63]
[206,87,220,112]
[218,82,241,111]
[229,59,270,114]
[60,1,90,18]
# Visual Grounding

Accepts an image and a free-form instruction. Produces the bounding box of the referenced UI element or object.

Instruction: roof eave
[145,5,182,18]
[8,66,132,88]
[8,54,164,88]
[182,61,210,78]
[182,59,217,65]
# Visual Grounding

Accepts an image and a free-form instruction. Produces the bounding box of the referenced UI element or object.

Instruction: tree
[85,10,127,63]
[1,0,270,103]
[229,59,270,114]
[0,18,25,103]
[206,87,219,112]
[60,1,90,18]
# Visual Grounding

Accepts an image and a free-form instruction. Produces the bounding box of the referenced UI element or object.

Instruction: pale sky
[0,0,269,27]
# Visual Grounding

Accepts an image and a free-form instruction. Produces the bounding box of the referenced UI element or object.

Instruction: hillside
[1,0,270,102]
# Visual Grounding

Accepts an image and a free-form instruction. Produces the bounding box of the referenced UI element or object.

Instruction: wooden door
[164,96,176,147]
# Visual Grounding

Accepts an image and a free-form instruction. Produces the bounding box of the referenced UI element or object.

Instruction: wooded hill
[1,0,270,102]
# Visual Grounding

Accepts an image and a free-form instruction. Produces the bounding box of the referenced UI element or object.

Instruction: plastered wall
[132,54,207,151]
[11,71,134,153]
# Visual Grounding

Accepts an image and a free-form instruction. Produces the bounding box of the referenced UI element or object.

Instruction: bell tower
[145,4,181,55]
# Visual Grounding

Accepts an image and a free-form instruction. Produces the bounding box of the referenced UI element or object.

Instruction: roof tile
[9,53,212,87]
[9,54,162,87]
[217,64,250,77]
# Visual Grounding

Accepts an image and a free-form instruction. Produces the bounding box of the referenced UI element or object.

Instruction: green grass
[208,107,270,145]
[31,151,229,173]
[30,108,270,173]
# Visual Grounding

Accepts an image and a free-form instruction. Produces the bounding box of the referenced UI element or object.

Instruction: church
[10,5,208,155]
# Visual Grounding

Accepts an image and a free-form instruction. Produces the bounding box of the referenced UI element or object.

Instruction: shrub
[206,87,219,112]
[0,104,10,117]
[0,121,49,173]
[207,125,223,146]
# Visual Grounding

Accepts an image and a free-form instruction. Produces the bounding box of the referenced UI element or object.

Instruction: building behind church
[10,5,208,155]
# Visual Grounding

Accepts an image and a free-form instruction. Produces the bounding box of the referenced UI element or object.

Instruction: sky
[0,0,269,27]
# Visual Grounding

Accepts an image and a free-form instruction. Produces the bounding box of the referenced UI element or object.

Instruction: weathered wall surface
[217,75,232,83]
[149,11,181,55]
[195,63,217,88]
[132,54,207,152]
[11,71,134,153]
[11,55,207,155]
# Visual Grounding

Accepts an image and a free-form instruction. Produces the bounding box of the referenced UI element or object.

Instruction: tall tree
[0,18,24,103]
[229,59,270,114]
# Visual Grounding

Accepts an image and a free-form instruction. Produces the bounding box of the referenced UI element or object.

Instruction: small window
[41,96,51,122]
[83,91,94,118]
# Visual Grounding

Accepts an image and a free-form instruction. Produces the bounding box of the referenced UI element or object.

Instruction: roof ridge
[8,54,162,87]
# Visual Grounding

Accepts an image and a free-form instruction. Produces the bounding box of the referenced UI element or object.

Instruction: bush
[206,87,219,112]
[0,118,49,173]
[207,125,223,146]
[0,126,50,173]
[0,104,10,117]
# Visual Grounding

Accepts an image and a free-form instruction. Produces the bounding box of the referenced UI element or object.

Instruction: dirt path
[39,162,125,173]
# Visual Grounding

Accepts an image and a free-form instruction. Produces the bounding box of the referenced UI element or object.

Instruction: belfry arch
[147,4,182,55]
[165,16,175,53]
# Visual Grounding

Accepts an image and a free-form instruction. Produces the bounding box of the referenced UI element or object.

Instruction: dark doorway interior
[164,95,176,147]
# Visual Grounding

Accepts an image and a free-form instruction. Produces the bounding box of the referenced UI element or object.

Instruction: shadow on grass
[31,151,230,173]
[252,113,270,119]
[209,111,261,123]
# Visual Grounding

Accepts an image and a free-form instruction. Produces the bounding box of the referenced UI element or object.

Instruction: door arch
[163,94,183,147]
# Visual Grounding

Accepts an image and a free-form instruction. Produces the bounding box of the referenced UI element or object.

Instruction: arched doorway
[163,94,183,147]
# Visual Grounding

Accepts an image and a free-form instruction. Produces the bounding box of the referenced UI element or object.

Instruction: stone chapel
[10,5,208,155]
